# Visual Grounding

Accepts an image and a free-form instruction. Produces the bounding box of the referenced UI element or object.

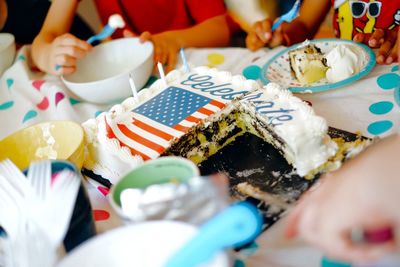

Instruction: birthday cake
[82,67,338,184]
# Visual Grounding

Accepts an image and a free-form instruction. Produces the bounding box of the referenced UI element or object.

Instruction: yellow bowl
[0,121,84,170]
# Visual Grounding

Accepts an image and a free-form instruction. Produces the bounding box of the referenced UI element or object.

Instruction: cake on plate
[82,67,338,184]
[289,43,328,85]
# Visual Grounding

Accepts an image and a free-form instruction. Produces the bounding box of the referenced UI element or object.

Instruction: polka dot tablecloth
[0,45,399,267]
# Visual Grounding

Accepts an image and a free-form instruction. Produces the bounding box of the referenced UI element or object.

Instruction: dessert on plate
[289,41,364,85]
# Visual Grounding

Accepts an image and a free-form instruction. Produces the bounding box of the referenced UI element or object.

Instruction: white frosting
[35,123,57,159]
[326,44,363,83]
[82,66,337,181]
[241,84,337,176]
[108,14,125,29]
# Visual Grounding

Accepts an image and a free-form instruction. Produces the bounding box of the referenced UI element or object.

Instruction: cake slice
[289,43,327,85]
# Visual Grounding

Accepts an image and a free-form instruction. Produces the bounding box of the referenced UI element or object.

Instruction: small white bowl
[57,221,229,267]
[0,33,16,76]
[62,37,154,104]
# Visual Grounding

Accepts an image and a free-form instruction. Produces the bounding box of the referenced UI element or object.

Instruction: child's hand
[124,30,179,73]
[353,28,398,65]
[47,33,92,75]
[285,134,400,263]
[246,19,291,51]
[140,31,180,73]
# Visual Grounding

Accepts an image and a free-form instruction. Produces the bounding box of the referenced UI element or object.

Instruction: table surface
[0,45,399,267]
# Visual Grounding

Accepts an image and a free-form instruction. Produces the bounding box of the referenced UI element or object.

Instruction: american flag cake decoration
[105,86,226,161]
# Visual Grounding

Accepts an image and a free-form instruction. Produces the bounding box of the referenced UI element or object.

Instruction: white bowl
[62,37,154,104]
[0,33,16,76]
[57,221,229,267]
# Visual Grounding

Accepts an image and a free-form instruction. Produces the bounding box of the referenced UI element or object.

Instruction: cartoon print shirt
[332,0,400,40]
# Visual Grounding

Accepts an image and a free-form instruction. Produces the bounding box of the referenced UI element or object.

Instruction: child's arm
[126,15,230,72]
[246,0,331,50]
[32,0,92,75]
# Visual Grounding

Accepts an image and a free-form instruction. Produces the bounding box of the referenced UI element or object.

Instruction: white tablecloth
[0,45,399,267]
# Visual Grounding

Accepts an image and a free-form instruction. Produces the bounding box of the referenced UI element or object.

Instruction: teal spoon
[272,0,301,31]
[164,201,263,267]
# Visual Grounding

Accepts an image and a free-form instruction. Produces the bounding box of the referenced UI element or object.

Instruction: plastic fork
[0,159,30,196]
[27,160,52,201]
[39,169,80,247]
[272,0,301,31]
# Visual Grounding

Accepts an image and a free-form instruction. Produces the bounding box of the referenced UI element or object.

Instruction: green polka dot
[69,98,81,105]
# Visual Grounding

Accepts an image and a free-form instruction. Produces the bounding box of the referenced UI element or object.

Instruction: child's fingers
[54,54,77,68]
[245,32,265,51]
[166,48,177,73]
[353,32,365,43]
[368,29,385,48]
[269,25,284,48]
[386,45,398,64]
[123,29,137,38]
[56,33,92,51]
[377,31,397,64]
[55,45,89,60]
[139,31,152,43]
[56,66,76,75]
[154,44,167,66]
[254,20,272,43]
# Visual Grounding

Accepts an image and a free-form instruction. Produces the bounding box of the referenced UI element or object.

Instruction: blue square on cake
[133,86,212,127]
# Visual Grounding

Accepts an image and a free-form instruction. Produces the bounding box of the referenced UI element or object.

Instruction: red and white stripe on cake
[105,100,225,161]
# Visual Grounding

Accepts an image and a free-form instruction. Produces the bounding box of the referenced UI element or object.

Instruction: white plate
[261,38,376,93]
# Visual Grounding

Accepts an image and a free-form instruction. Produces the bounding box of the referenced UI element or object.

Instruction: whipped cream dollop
[325,44,363,83]
[108,14,125,29]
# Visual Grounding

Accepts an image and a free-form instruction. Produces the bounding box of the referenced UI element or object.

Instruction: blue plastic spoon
[272,0,301,31]
[164,201,263,267]
[87,14,125,45]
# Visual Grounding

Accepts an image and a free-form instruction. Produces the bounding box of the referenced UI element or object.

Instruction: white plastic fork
[0,159,30,196]
[27,160,51,201]
[272,0,302,31]
[37,169,81,248]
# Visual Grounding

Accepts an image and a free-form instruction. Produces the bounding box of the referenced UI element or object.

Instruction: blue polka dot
[394,86,400,108]
[368,120,393,135]
[95,111,103,117]
[17,55,26,61]
[0,101,14,110]
[369,101,394,115]
[391,65,399,72]
[377,73,400,90]
[6,79,14,89]
[22,110,38,123]
[321,257,351,267]
[242,65,262,80]
[233,259,246,267]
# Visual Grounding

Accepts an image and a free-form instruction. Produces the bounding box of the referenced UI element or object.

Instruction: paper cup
[109,156,200,222]
[57,221,229,267]
[0,121,84,170]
